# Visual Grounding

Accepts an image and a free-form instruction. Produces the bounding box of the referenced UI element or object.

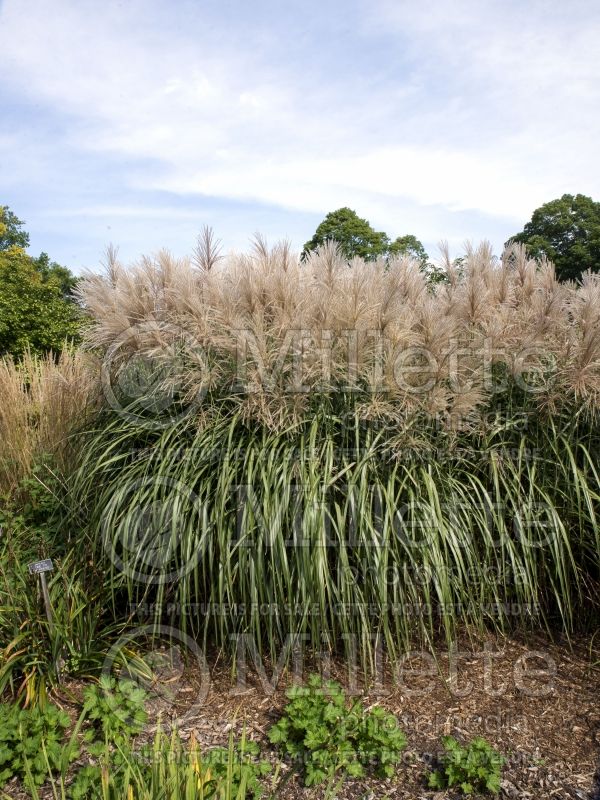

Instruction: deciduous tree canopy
[303,207,444,283]
[388,234,428,266]
[303,207,390,261]
[0,206,81,357]
[509,194,600,282]
[0,206,30,250]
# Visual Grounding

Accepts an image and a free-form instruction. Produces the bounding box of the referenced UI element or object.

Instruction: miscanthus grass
[76,237,600,429]
[68,399,600,673]
[66,236,600,672]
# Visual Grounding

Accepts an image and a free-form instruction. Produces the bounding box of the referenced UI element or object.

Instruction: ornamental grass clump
[67,235,600,671]
[0,348,99,496]
[76,236,600,431]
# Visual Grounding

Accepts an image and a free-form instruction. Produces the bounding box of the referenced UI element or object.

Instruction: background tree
[388,234,429,267]
[0,206,81,357]
[34,252,79,298]
[303,208,448,285]
[0,206,30,250]
[389,235,451,285]
[303,207,390,261]
[508,193,600,282]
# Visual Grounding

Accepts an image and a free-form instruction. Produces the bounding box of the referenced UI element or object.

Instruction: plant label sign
[27,557,61,682]
[28,558,54,575]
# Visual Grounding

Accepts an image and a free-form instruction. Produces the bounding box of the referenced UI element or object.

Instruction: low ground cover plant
[0,675,269,799]
[428,735,505,795]
[0,701,74,788]
[0,677,149,797]
[268,674,406,787]
[82,674,148,740]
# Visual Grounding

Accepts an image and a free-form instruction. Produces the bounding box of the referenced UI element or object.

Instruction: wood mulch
[4,631,600,799]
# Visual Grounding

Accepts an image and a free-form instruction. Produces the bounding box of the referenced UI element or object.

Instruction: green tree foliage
[388,233,429,266]
[388,233,450,284]
[0,248,81,357]
[0,206,81,357]
[303,208,443,282]
[509,193,600,282]
[303,207,390,261]
[34,252,79,298]
[0,206,30,250]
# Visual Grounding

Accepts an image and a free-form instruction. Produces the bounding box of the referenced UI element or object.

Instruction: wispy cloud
[0,0,599,268]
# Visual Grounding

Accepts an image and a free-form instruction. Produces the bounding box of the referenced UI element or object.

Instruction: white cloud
[1,0,599,255]
[155,146,550,221]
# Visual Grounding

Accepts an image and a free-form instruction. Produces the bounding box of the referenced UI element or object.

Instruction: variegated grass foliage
[70,403,600,673]
[69,237,600,670]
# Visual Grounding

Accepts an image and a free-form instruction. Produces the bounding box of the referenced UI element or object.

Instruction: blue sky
[1,0,599,272]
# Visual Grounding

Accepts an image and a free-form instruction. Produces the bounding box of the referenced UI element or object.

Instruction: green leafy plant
[0,237,81,359]
[5,672,268,799]
[0,462,118,706]
[268,674,406,787]
[0,701,76,788]
[0,535,121,706]
[64,675,148,797]
[57,677,144,800]
[82,674,148,740]
[428,736,505,795]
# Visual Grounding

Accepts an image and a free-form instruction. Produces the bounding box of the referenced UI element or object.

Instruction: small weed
[82,674,148,740]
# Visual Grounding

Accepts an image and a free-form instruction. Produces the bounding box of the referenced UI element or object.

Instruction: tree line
[301,195,600,285]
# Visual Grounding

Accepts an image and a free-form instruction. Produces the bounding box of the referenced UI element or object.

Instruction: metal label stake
[28,559,61,684]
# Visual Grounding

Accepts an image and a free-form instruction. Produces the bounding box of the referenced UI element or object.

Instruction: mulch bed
[7,631,600,799]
